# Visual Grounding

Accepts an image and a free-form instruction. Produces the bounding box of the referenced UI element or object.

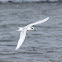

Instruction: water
[0,0,59,3]
[0,3,62,62]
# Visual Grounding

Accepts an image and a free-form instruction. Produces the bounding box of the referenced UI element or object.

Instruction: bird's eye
[32,28,33,29]
[31,27,34,29]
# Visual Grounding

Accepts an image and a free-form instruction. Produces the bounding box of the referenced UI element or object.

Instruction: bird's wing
[27,17,49,27]
[15,28,27,50]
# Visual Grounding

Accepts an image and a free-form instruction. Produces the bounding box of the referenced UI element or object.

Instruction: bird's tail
[16,27,23,31]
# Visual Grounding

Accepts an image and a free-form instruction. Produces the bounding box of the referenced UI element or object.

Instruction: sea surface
[0,2,62,62]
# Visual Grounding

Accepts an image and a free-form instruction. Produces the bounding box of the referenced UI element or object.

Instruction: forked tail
[16,27,23,31]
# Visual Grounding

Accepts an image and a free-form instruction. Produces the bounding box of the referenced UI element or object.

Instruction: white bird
[15,17,49,50]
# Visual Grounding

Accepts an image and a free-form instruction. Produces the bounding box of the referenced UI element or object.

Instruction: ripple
[16,51,42,54]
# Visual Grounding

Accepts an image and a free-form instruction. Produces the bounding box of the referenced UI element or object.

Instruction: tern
[15,17,49,50]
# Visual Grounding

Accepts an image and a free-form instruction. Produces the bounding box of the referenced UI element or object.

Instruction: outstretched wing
[15,17,49,50]
[15,29,27,50]
[27,17,49,27]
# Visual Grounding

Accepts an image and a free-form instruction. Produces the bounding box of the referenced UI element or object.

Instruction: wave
[0,0,59,3]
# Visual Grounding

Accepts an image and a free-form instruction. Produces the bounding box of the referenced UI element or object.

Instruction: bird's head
[27,27,34,30]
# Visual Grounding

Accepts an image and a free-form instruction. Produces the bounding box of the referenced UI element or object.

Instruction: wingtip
[15,45,20,50]
[45,17,49,21]
[15,47,18,50]
[47,17,49,19]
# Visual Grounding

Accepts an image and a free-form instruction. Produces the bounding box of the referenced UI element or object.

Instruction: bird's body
[15,17,49,50]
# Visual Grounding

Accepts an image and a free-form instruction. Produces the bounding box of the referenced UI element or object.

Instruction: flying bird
[15,17,49,50]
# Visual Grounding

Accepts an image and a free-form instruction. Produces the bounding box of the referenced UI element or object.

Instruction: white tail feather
[16,27,23,31]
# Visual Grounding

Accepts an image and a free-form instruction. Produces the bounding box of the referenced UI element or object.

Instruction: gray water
[0,3,62,62]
